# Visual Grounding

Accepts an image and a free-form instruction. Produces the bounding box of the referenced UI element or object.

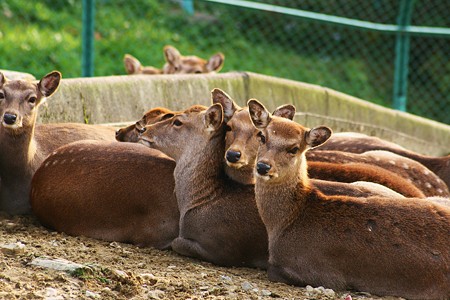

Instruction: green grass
[0,0,447,123]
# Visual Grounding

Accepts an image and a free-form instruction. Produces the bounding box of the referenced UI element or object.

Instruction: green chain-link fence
[0,0,449,124]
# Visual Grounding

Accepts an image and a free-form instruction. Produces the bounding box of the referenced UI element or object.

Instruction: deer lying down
[30,140,178,249]
[320,132,450,190]
[138,102,268,269]
[124,45,224,75]
[307,150,449,197]
[115,105,207,142]
[212,89,423,198]
[118,95,404,200]
[248,99,450,300]
[0,71,116,215]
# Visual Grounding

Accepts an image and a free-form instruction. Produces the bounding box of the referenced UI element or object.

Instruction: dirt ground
[0,214,402,300]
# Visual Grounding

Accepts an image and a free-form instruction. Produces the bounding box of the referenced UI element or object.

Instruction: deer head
[248,99,332,183]
[0,71,61,134]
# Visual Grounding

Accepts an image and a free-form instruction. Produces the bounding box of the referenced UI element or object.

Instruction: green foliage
[0,0,448,123]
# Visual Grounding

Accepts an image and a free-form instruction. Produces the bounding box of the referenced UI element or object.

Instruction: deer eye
[225,125,232,132]
[288,147,299,155]
[194,70,202,74]
[0,92,5,99]
[257,131,266,144]
[173,119,183,127]
[28,96,37,104]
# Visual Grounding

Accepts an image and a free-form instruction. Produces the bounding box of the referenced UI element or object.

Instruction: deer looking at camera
[124,45,224,75]
[212,90,425,198]
[248,99,450,300]
[138,100,268,269]
[0,71,116,215]
[319,132,450,190]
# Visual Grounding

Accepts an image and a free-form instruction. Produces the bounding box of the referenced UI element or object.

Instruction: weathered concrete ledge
[39,72,450,155]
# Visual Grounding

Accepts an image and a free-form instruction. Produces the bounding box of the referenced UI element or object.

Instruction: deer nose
[115,129,122,137]
[256,162,271,176]
[226,150,241,163]
[3,113,17,125]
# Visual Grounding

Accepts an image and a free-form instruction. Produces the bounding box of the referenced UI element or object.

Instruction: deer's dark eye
[225,125,232,132]
[0,92,5,99]
[173,119,183,127]
[194,70,202,74]
[288,147,299,155]
[257,131,266,144]
[28,96,37,104]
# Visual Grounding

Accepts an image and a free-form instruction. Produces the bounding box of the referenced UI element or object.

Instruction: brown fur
[116,105,207,142]
[249,99,450,299]
[138,101,268,269]
[321,132,450,190]
[307,161,425,198]
[212,92,423,198]
[30,141,178,249]
[124,45,224,75]
[0,71,116,214]
[308,150,449,197]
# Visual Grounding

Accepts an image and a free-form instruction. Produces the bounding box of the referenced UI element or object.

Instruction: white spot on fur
[44,161,50,168]
[425,182,432,188]
[389,160,396,165]
[343,147,349,151]
[71,158,75,163]
[422,169,430,176]
[78,147,85,152]
[402,163,409,170]
[69,149,74,153]
[52,160,58,166]
[437,189,443,194]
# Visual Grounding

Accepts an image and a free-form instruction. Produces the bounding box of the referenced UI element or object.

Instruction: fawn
[124,45,224,75]
[30,140,179,249]
[248,99,450,299]
[0,71,116,214]
[212,90,425,198]
[320,132,450,190]
[138,101,268,268]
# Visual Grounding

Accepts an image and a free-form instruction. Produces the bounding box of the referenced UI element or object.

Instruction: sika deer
[248,99,450,299]
[115,105,207,142]
[307,150,449,197]
[138,102,268,268]
[212,90,424,198]
[124,45,224,75]
[31,140,178,249]
[320,132,450,190]
[0,71,116,214]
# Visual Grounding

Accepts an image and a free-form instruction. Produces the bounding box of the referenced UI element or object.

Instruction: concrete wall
[38,72,450,155]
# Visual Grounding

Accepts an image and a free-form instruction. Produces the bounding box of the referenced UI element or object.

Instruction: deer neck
[174,133,226,214]
[0,124,39,179]
[255,154,312,236]
[224,164,255,185]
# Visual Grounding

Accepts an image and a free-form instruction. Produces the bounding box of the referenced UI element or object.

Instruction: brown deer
[124,45,225,75]
[115,105,207,142]
[319,132,450,190]
[30,140,179,249]
[307,150,449,197]
[248,99,450,299]
[138,102,268,269]
[0,71,116,215]
[212,90,425,198]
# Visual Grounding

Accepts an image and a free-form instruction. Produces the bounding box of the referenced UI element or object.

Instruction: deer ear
[248,99,271,129]
[305,126,332,149]
[38,71,61,97]
[0,72,5,87]
[164,45,182,68]
[124,54,142,74]
[204,103,224,133]
[206,53,224,72]
[273,104,296,120]
[211,88,238,122]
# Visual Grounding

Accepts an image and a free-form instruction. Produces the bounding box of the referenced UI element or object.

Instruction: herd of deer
[0,46,449,299]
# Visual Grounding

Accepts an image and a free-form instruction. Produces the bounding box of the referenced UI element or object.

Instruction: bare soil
[0,214,401,300]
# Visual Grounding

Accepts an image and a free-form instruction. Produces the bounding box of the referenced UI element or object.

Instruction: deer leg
[171,237,216,263]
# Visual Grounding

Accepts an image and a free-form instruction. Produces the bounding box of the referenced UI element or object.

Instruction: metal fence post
[82,0,95,77]
[393,0,416,111]
[181,0,194,15]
